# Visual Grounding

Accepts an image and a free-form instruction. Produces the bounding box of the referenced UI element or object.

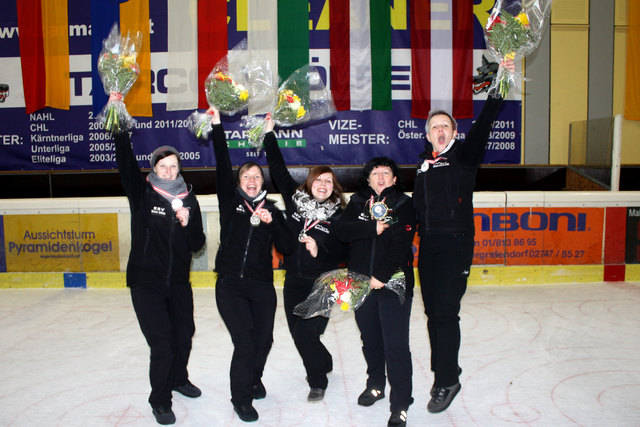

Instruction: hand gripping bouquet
[241,64,336,149]
[484,0,552,97]
[188,40,274,139]
[96,24,142,133]
[293,269,406,319]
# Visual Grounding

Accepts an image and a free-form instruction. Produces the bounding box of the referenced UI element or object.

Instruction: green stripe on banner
[369,0,392,110]
[277,0,309,82]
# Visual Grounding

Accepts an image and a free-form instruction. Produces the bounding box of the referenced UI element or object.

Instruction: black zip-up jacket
[263,132,348,280]
[210,124,294,281]
[413,96,503,236]
[335,185,416,296]
[114,132,206,288]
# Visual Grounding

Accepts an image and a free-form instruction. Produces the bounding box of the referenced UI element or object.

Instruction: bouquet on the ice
[293,269,406,319]
[484,0,552,97]
[241,64,335,149]
[96,24,142,133]
[188,40,274,139]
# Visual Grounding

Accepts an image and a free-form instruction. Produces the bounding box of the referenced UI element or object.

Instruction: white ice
[1,283,640,426]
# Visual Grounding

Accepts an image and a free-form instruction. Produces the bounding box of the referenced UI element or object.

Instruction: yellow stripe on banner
[0,273,64,289]
[626,264,640,282]
[191,271,216,288]
[120,0,152,117]
[466,265,604,286]
[41,0,70,109]
[86,272,127,288]
[625,0,640,120]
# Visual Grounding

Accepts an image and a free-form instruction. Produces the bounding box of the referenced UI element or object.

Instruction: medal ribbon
[244,199,266,216]
[149,184,189,201]
[301,218,321,235]
[369,195,387,208]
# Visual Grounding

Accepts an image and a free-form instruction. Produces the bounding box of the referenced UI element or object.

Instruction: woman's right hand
[376,220,389,235]
[265,113,274,133]
[207,107,221,125]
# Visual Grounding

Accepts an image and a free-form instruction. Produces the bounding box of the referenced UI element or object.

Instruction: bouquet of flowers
[293,269,406,319]
[189,40,274,139]
[96,24,142,133]
[484,0,552,97]
[241,64,335,149]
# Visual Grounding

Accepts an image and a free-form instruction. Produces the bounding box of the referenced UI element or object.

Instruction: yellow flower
[340,302,350,311]
[515,12,529,26]
[121,54,137,67]
[239,90,249,101]
[296,105,306,119]
[505,51,516,60]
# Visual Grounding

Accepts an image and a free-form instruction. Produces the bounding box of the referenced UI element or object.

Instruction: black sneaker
[430,366,462,396]
[152,406,176,425]
[233,403,259,422]
[307,387,325,402]
[251,381,266,399]
[427,383,461,413]
[357,387,385,406]
[173,380,202,398]
[388,409,407,427]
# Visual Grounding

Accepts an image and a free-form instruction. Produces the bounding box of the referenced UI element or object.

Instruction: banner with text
[0,0,521,172]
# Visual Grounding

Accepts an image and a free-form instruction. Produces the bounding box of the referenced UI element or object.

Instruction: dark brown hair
[298,166,346,208]
[236,161,265,186]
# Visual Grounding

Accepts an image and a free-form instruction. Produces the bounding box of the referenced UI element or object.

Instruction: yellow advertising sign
[4,214,119,272]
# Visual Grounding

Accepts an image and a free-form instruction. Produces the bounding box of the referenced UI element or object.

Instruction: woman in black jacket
[262,115,347,403]
[114,131,206,426]
[207,108,294,422]
[335,157,416,427]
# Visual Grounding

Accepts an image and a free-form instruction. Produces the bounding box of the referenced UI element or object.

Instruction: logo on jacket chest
[151,206,167,217]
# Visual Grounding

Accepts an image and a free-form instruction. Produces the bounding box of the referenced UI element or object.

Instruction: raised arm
[208,109,236,204]
[114,132,145,206]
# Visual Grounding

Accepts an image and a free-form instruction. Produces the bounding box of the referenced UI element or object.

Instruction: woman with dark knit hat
[113,131,206,425]
[206,107,295,423]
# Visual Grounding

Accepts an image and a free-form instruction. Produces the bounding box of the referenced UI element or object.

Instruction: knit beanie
[150,145,181,169]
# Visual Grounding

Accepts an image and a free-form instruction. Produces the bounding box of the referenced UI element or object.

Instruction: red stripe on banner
[329,0,350,111]
[452,0,473,119]
[604,207,627,264]
[410,0,430,119]
[198,0,228,109]
[17,0,46,114]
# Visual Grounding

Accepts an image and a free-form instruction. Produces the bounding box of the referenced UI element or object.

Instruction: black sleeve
[371,196,416,283]
[268,207,296,255]
[458,96,503,166]
[182,197,206,253]
[334,195,378,243]
[114,132,145,208]
[263,131,299,211]
[210,124,236,205]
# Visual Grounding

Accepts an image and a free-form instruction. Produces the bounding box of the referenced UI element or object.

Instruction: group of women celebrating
[116,78,508,425]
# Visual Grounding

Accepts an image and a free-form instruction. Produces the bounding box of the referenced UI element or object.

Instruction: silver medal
[250,214,261,227]
[298,232,307,242]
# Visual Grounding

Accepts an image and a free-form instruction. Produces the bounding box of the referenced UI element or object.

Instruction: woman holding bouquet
[206,107,294,422]
[262,115,348,403]
[335,157,416,427]
[413,59,515,414]
[113,131,206,425]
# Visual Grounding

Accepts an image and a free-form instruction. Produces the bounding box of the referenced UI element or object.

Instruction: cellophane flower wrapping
[240,64,336,149]
[273,64,335,127]
[293,268,407,319]
[484,0,552,97]
[96,24,142,133]
[189,39,274,139]
[294,269,371,319]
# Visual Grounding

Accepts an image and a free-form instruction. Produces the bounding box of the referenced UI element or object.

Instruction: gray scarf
[147,171,188,202]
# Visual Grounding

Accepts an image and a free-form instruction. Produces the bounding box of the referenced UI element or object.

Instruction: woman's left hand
[300,236,318,258]
[256,208,272,224]
[175,207,190,227]
[370,276,385,289]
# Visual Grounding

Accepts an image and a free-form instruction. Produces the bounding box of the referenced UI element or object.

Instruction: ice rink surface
[1,283,639,426]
